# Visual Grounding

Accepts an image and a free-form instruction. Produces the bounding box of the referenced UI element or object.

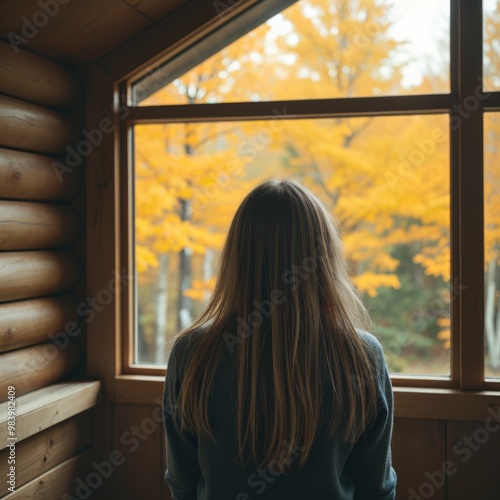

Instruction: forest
[133,0,500,377]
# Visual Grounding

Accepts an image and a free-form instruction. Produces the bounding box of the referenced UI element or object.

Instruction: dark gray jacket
[163,329,397,500]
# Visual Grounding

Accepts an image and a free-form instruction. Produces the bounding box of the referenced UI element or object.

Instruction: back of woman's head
[175,178,379,471]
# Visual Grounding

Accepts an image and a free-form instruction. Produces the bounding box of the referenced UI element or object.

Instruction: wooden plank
[3,447,93,499]
[0,0,152,64]
[68,76,88,381]
[394,388,500,421]
[86,64,122,398]
[447,419,500,499]
[391,418,447,500]
[0,40,80,109]
[113,377,500,421]
[115,375,164,405]
[85,64,120,500]
[127,94,453,123]
[0,381,101,448]
[129,0,301,102]
[0,295,79,353]
[0,148,81,201]
[112,403,163,500]
[456,0,485,390]
[0,341,81,403]
[0,410,93,496]
[121,0,187,22]
[0,95,76,154]
[449,0,461,393]
[0,250,82,303]
[0,201,80,250]
[97,0,260,82]
[484,91,500,110]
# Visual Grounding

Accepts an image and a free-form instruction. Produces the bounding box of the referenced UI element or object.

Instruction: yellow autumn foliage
[133,0,499,331]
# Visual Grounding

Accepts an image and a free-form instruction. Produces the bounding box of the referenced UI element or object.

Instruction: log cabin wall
[0,41,100,498]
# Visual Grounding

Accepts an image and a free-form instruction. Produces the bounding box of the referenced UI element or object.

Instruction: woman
[163,178,397,499]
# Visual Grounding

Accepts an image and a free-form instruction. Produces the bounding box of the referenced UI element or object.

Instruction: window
[117,0,500,390]
[485,112,500,379]
[484,0,500,90]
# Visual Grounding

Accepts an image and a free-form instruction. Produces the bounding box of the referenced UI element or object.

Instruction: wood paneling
[123,0,186,22]
[112,403,164,500]
[0,40,79,108]
[0,0,186,65]
[0,295,79,353]
[115,375,164,405]
[0,95,75,154]
[86,65,121,397]
[392,418,447,500]
[0,381,101,447]
[0,200,80,250]
[85,64,118,500]
[0,410,93,496]
[0,341,81,402]
[0,147,81,201]
[4,448,93,499]
[455,0,485,391]
[393,388,500,421]
[447,419,500,500]
[0,250,82,302]
[98,0,256,81]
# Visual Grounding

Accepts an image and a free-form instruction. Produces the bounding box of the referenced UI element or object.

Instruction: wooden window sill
[0,380,101,448]
[114,375,500,421]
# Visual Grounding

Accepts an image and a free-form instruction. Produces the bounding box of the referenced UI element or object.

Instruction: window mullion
[127,94,454,124]
[454,0,485,390]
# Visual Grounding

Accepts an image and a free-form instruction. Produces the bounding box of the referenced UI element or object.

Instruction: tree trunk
[178,131,194,331]
[494,290,500,370]
[178,198,193,330]
[155,252,169,364]
[203,248,214,302]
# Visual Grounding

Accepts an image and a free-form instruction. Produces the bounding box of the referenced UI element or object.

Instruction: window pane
[133,114,450,375]
[484,0,500,91]
[485,113,500,378]
[132,0,450,105]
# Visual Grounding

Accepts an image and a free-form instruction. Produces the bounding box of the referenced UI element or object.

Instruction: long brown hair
[174,178,379,471]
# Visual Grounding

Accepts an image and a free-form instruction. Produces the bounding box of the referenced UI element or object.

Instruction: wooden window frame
[87,0,500,418]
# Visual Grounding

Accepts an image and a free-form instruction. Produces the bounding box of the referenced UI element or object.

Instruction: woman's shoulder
[355,329,388,376]
[169,325,208,362]
[356,329,384,354]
